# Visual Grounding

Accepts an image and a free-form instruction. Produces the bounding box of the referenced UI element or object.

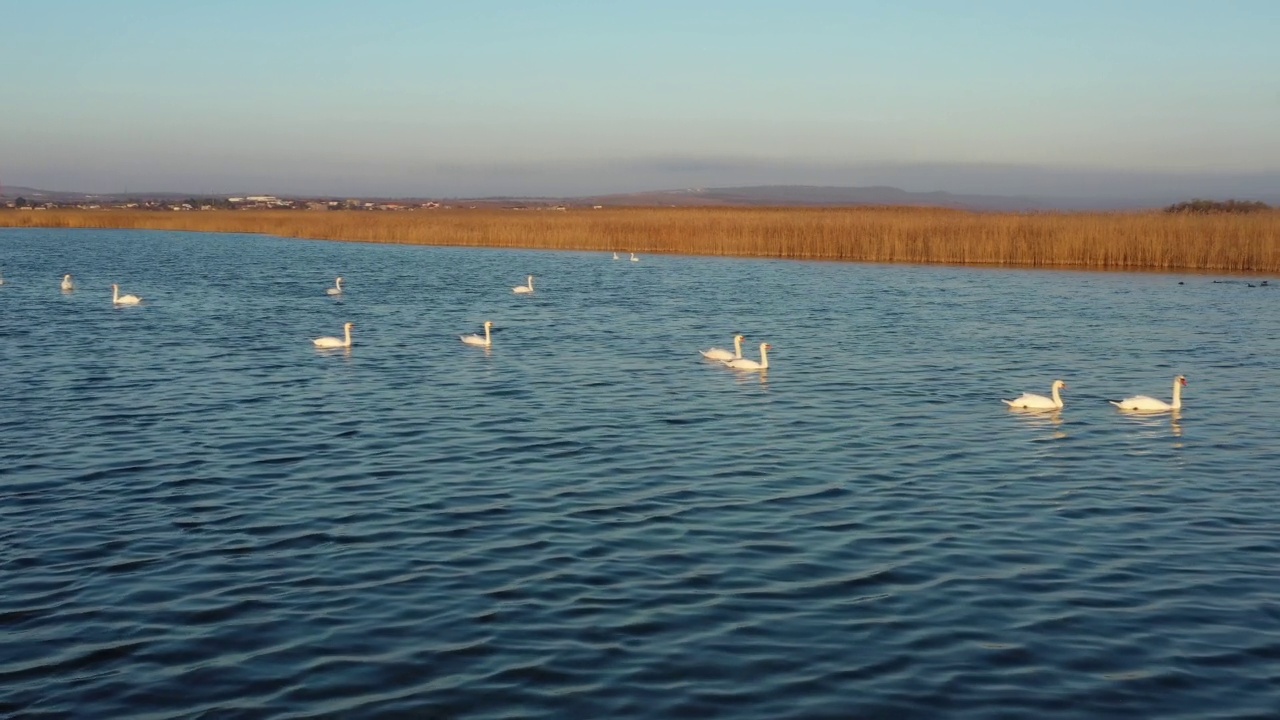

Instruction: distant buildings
[1,193,598,212]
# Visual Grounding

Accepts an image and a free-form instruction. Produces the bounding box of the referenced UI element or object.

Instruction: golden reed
[4,207,1277,272]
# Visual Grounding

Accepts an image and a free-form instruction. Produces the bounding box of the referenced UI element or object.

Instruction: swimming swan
[1003,379,1067,410]
[613,252,619,260]
[701,334,745,361]
[327,277,344,295]
[513,275,534,294]
[630,252,640,262]
[112,284,142,305]
[61,274,75,291]
[1111,375,1187,412]
[461,321,493,347]
[313,322,354,348]
[722,342,770,371]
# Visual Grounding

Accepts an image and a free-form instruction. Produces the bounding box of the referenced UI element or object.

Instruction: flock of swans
[1003,375,1190,414]
[19,264,1187,410]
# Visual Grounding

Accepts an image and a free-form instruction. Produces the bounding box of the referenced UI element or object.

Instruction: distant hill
[577,185,1274,211]
[579,185,1053,211]
[0,185,195,202]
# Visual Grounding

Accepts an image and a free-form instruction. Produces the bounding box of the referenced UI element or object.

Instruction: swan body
[630,252,639,262]
[461,321,493,347]
[513,275,534,294]
[1003,380,1067,410]
[701,334,745,361]
[61,274,75,291]
[722,342,771,371]
[313,322,354,348]
[327,277,344,295]
[112,284,141,305]
[1111,375,1187,412]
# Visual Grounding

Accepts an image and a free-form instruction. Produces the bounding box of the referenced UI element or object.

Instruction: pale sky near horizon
[3,0,1279,197]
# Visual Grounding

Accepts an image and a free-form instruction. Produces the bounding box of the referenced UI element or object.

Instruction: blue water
[2,228,1279,719]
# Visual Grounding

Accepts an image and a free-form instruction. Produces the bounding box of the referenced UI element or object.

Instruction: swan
[313,322,354,348]
[722,342,771,371]
[701,334,745,361]
[461,321,493,347]
[327,277,344,295]
[1111,375,1187,413]
[0,271,5,285]
[613,252,619,260]
[630,252,640,262]
[1003,380,1067,410]
[112,284,141,305]
[61,274,75,291]
[513,275,534,294]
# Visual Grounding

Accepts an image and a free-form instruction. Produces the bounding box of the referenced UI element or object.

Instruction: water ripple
[2,230,1278,718]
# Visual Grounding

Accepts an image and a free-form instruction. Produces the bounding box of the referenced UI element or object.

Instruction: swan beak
[1180,378,1188,386]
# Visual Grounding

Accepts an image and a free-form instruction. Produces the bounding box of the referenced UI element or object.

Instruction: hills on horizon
[3,183,1276,212]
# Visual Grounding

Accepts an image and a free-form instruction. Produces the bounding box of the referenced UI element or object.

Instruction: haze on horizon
[3,0,1279,200]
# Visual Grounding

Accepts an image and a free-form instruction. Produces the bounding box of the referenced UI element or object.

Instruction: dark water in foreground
[2,229,1279,719]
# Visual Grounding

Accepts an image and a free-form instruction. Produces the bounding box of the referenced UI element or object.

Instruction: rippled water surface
[3,229,1279,719]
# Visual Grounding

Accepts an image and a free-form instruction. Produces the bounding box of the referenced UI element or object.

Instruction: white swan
[313,322,354,348]
[630,252,640,262]
[613,252,619,260]
[513,275,534,294]
[1003,379,1067,410]
[723,342,771,371]
[0,271,5,285]
[61,274,75,291]
[327,277,344,295]
[112,284,141,305]
[461,321,493,347]
[701,334,745,361]
[1111,375,1187,412]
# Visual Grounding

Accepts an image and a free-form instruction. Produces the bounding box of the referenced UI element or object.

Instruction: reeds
[4,206,1278,272]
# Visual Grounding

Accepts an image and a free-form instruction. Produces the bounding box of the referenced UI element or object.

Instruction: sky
[3,0,1279,198]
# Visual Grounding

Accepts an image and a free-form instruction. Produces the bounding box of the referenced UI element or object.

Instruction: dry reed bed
[4,207,1278,272]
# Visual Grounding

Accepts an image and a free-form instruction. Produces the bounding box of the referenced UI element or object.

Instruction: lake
[2,228,1278,719]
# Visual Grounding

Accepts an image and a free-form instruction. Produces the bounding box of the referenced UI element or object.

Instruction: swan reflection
[734,369,769,389]
[314,346,353,361]
[1118,409,1183,441]
[1007,407,1066,438]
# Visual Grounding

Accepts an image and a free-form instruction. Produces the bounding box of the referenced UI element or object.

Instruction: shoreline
[3,207,1278,273]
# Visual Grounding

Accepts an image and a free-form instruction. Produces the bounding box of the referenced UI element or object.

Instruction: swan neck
[1051,384,1063,407]
[759,346,769,369]
[1172,379,1182,408]
[733,336,742,356]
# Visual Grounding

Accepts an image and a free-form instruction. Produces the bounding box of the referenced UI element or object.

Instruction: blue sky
[3,0,1278,197]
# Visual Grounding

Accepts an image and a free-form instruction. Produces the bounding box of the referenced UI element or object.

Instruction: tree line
[1164,199,1272,214]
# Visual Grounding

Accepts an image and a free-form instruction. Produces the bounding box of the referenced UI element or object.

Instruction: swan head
[760,343,772,352]
[64,274,72,281]
[734,334,745,341]
[1177,375,1188,386]
[1052,380,1067,390]
[343,322,354,330]
[483,321,493,329]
